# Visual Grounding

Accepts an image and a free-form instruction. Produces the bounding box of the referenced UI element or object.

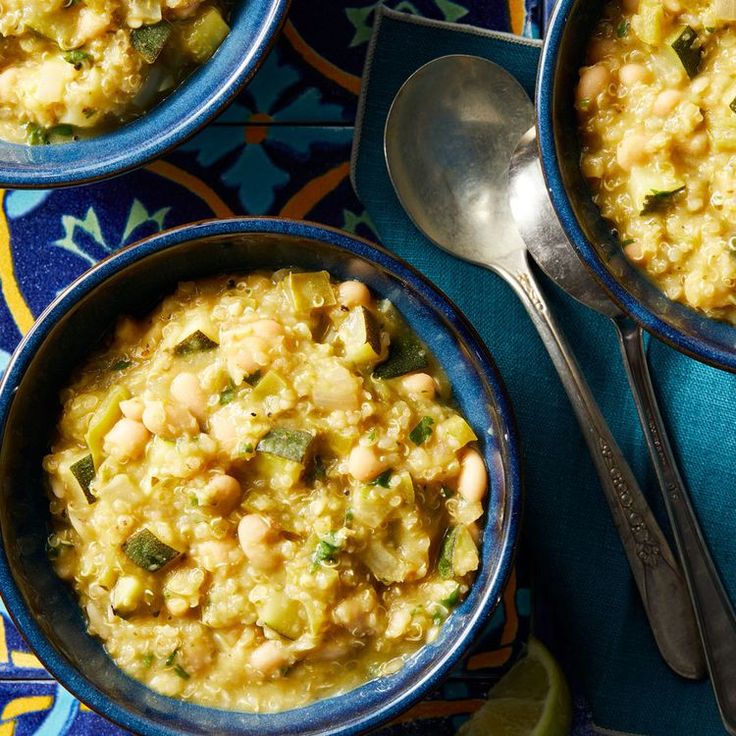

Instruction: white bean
[457,448,488,503]
[103,418,150,460]
[619,63,649,86]
[616,132,648,171]
[238,515,279,570]
[250,640,288,676]
[577,65,611,106]
[170,372,207,420]
[652,89,682,117]
[142,400,197,438]
[249,319,284,339]
[202,474,242,512]
[338,280,372,308]
[119,397,144,421]
[400,372,437,398]
[348,445,388,482]
[232,335,271,376]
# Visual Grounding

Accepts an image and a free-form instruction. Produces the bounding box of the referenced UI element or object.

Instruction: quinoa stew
[43,270,488,712]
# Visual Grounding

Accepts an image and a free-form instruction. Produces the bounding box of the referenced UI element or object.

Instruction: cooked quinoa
[0,0,230,144]
[43,271,488,712]
[577,0,736,322]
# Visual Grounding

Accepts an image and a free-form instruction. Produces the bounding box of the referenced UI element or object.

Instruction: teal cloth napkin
[351,7,736,735]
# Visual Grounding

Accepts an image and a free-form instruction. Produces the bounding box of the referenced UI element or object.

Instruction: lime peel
[458,637,572,736]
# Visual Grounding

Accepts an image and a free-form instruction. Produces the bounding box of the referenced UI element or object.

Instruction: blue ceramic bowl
[538,0,736,372]
[0,1,289,189]
[0,218,522,736]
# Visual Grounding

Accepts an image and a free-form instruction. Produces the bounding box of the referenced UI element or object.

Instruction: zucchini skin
[131,22,172,65]
[257,428,314,463]
[123,528,181,572]
[373,332,429,379]
[70,454,96,504]
[173,329,218,356]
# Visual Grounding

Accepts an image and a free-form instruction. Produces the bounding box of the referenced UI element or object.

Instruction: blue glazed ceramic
[0,219,522,736]
[537,0,736,372]
[0,1,289,189]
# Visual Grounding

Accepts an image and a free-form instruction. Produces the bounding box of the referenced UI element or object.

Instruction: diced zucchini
[123,528,181,572]
[286,272,337,312]
[252,452,302,490]
[258,591,304,639]
[257,428,313,463]
[250,370,287,402]
[373,332,429,379]
[85,385,130,467]
[630,0,665,46]
[393,471,415,504]
[173,329,218,356]
[339,306,382,364]
[668,26,702,78]
[70,454,96,504]
[111,575,144,615]
[628,165,685,214]
[438,415,478,448]
[438,526,479,579]
[409,416,434,445]
[178,6,230,64]
[131,22,172,64]
[360,540,409,583]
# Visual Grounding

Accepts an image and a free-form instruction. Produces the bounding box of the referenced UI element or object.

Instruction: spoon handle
[496,251,705,679]
[614,316,736,729]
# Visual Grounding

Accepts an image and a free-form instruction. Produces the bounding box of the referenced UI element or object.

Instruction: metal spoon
[384,53,704,680]
[511,126,736,732]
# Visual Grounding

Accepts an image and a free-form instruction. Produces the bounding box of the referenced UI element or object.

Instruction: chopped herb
[616,20,629,37]
[173,330,217,356]
[578,97,590,110]
[219,383,236,405]
[441,586,461,609]
[345,508,354,526]
[165,648,178,666]
[369,469,392,488]
[730,96,736,115]
[409,416,434,445]
[110,358,132,371]
[432,612,444,626]
[142,653,154,668]
[173,664,190,680]
[26,123,49,146]
[63,49,92,69]
[239,442,254,455]
[620,238,635,247]
[640,186,685,214]
[189,494,199,507]
[312,532,340,567]
[367,428,377,442]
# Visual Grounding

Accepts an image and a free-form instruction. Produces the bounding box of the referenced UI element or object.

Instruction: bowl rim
[0,217,523,736]
[536,0,736,373]
[0,0,290,189]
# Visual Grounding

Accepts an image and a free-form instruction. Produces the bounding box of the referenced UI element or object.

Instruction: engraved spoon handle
[615,316,736,729]
[494,250,705,679]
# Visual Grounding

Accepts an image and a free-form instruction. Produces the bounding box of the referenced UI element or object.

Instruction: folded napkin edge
[349,4,543,193]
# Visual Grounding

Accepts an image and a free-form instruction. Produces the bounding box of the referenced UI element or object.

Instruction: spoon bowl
[384,54,534,268]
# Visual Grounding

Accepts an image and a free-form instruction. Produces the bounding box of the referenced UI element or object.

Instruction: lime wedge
[458,638,572,736]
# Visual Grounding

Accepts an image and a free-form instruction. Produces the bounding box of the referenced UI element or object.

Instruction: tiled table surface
[0,1,580,735]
